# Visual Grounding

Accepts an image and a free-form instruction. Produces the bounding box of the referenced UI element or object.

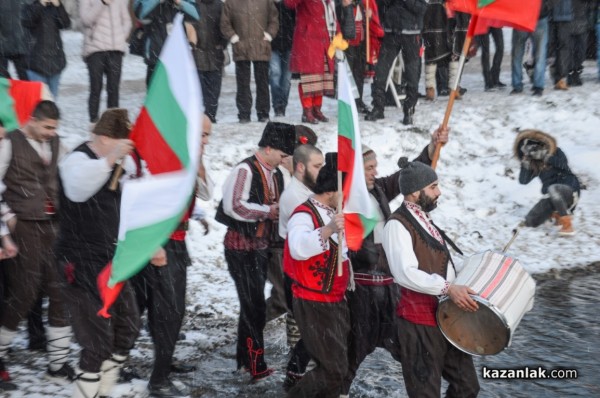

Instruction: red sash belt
[353,273,394,286]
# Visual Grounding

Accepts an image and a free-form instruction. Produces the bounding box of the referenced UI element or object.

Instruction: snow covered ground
[3,29,600,397]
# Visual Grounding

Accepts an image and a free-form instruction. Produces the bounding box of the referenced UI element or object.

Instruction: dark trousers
[198,69,223,123]
[372,33,422,112]
[525,184,576,228]
[0,55,29,80]
[266,247,287,321]
[287,298,350,398]
[284,276,311,376]
[146,63,157,88]
[569,32,588,74]
[85,51,124,122]
[346,42,367,100]
[63,275,140,373]
[235,60,270,120]
[549,21,571,82]
[477,27,504,88]
[131,239,189,385]
[341,282,400,394]
[1,220,68,330]
[392,317,480,398]
[225,248,269,374]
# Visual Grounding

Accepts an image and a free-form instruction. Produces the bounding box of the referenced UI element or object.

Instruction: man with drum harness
[382,160,480,398]
[341,126,448,396]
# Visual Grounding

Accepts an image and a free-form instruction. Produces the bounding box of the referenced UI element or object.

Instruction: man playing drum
[382,160,480,398]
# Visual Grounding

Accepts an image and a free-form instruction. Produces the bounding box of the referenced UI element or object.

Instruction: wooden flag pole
[430,14,479,170]
[337,170,344,276]
[108,164,124,191]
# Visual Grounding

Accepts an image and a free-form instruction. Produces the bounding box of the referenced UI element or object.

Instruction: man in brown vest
[0,100,74,387]
[382,160,480,398]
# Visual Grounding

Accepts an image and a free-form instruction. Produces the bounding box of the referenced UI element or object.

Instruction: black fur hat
[258,122,297,156]
[314,152,338,194]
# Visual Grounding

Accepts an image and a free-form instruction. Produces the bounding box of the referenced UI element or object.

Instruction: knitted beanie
[398,157,438,195]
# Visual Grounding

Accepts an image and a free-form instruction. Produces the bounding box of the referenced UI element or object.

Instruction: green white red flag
[97,13,202,317]
[447,0,542,35]
[0,78,52,130]
[337,60,379,251]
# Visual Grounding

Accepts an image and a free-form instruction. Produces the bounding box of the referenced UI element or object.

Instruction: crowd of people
[0,0,591,397]
[1,0,599,127]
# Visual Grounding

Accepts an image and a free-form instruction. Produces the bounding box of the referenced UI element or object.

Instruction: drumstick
[502,222,524,253]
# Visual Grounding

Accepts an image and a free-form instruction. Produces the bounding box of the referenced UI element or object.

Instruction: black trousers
[0,55,29,81]
[525,184,576,228]
[287,298,350,398]
[63,271,140,373]
[131,239,190,386]
[391,317,480,398]
[225,248,269,375]
[284,276,311,376]
[549,21,571,82]
[235,60,270,120]
[198,69,223,122]
[345,42,367,100]
[341,282,400,394]
[476,27,504,88]
[85,51,124,123]
[1,220,68,330]
[372,33,422,112]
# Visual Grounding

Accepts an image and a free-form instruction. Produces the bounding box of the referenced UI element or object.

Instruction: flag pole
[337,170,344,276]
[108,164,124,191]
[430,13,479,170]
[366,0,370,64]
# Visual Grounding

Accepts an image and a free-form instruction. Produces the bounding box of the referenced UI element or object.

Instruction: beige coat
[80,0,132,58]
[220,0,279,62]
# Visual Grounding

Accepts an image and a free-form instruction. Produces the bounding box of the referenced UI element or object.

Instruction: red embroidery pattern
[231,168,269,220]
[405,201,444,245]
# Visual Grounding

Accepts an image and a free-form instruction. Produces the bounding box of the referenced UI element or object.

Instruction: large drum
[436,250,536,356]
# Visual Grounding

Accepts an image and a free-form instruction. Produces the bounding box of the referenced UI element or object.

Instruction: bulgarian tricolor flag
[447,0,541,35]
[0,78,52,131]
[97,13,202,317]
[337,60,379,251]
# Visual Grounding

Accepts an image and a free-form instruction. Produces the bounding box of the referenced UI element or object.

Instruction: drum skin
[436,250,536,356]
[437,295,510,355]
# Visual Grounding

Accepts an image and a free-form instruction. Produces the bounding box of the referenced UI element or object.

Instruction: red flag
[447,0,542,35]
[97,262,125,318]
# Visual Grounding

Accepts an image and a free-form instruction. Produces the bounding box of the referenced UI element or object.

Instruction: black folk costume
[57,143,141,398]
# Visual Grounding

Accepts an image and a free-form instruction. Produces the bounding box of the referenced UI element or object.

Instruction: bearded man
[382,160,480,398]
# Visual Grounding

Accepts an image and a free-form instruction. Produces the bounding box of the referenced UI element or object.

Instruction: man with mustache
[382,160,480,398]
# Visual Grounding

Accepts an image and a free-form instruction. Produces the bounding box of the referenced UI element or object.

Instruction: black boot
[365,106,384,121]
[402,105,415,125]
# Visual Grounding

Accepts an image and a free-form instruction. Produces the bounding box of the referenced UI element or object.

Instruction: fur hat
[314,152,338,194]
[258,122,297,156]
[398,157,438,195]
[362,144,376,162]
[513,129,557,160]
[93,108,131,139]
[295,125,318,146]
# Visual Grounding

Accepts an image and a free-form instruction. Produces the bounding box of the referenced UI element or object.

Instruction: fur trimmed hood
[513,129,557,160]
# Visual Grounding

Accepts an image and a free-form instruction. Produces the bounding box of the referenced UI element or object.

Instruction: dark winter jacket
[570,0,589,34]
[422,0,451,62]
[539,0,559,19]
[134,0,199,66]
[514,129,581,195]
[191,0,228,71]
[21,1,71,76]
[379,0,428,34]
[272,1,295,53]
[349,145,431,273]
[0,0,29,57]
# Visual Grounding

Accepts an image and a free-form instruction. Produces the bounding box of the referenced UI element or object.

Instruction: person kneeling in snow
[514,129,581,236]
